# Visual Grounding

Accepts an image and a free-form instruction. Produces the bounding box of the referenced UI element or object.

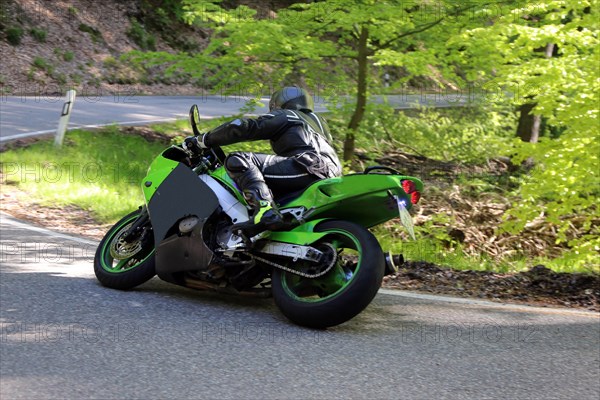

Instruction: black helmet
[269,87,314,112]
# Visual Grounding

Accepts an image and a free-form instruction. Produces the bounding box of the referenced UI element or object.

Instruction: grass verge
[1,126,168,222]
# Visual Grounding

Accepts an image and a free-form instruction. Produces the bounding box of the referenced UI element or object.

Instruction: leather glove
[182,134,208,155]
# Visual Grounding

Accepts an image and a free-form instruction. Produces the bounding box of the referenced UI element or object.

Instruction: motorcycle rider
[184,87,342,237]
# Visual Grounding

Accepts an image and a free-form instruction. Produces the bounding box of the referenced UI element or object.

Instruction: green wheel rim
[100,215,154,274]
[281,229,361,303]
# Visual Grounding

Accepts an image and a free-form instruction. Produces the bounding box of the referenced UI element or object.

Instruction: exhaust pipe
[384,251,404,276]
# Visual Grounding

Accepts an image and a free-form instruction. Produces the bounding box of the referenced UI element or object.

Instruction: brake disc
[109,222,143,260]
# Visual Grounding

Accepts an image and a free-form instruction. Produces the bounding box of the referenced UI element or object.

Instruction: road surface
[1,213,598,400]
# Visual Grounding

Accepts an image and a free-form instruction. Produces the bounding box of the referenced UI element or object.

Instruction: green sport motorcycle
[94,106,423,328]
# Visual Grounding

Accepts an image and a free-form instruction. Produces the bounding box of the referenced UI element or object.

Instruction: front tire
[272,220,385,328]
[94,210,156,290]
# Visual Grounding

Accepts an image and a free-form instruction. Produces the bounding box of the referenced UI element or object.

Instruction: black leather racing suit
[203,109,342,200]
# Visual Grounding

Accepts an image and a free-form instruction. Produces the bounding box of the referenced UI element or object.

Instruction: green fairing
[210,166,247,204]
[268,174,423,246]
[141,148,422,246]
[283,174,423,229]
[142,155,179,203]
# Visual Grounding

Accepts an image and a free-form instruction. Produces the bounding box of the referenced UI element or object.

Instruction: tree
[448,0,599,270]
[516,43,555,143]
[177,0,475,161]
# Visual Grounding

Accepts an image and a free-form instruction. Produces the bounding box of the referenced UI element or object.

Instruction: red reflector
[402,180,416,194]
[411,191,421,204]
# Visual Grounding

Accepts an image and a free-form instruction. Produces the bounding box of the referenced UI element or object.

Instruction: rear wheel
[94,209,156,290]
[272,220,385,328]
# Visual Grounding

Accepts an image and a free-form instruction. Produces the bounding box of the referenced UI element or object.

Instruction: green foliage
[0,128,167,223]
[78,23,103,44]
[31,57,53,75]
[103,55,147,85]
[503,131,599,273]
[328,102,515,163]
[103,56,118,68]
[70,72,82,85]
[6,26,23,45]
[29,27,46,42]
[138,0,197,51]
[374,221,525,274]
[63,51,74,62]
[127,19,157,51]
[446,0,599,272]
[51,72,67,85]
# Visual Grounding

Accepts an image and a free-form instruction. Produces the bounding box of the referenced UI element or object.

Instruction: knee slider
[225,153,250,173]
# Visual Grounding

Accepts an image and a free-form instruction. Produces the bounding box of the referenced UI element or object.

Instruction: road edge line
[0,116,220,143]
[379,288,599,317]
[0,212,98,246]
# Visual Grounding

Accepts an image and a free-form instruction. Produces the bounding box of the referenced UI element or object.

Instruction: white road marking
[0,212,98,246]
[0,116,215,142]
[379,288,599,317]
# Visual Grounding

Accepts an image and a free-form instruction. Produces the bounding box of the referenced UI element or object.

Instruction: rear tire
[272,220,385,328]
[94,210,156,290]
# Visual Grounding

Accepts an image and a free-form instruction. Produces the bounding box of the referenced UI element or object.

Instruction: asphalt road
[0,93,469,141]
[1,213,598,400]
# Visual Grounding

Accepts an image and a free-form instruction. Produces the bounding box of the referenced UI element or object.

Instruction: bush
[127,19,157,51]
[70,73,82,85]
[78,23,103,44]
[103,56,118,68]
[31,57,55,77]
[63,51,74,62]
[328,102,516,163]
[6,27,23,45]
[53,72,67,85]
[29,28,47,42]
[32,56,49,71]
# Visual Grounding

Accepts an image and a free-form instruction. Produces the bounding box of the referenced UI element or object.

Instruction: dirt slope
[0,0,205,96]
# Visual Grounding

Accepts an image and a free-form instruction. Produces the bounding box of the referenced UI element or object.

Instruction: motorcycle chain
[252,244,338,278]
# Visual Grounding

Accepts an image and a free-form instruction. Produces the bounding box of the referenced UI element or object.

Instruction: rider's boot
[233,185,285,238]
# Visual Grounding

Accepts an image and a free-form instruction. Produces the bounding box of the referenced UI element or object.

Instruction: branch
[256,55,357,63]
[377,17,445,50]
[376,2,483,50]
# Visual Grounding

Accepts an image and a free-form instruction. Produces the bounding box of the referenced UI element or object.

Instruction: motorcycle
[93,105,423,328]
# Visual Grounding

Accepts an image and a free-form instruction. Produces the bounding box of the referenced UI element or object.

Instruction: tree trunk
[517,103,537,142]
[516,43,554,143]
[344,25,369,162]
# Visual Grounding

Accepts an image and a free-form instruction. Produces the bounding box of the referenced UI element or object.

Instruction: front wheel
[94,209,156,290]
[272,220,385,328]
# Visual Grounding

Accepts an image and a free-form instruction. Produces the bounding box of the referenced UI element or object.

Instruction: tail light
[402,180,416,194]
[411,191,421,204]
[401,180,421,204]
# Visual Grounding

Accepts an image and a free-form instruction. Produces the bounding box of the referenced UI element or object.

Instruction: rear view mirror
[189,104,201,136]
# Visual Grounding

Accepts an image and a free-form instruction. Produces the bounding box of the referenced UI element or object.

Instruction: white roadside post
[54,89,76,147]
